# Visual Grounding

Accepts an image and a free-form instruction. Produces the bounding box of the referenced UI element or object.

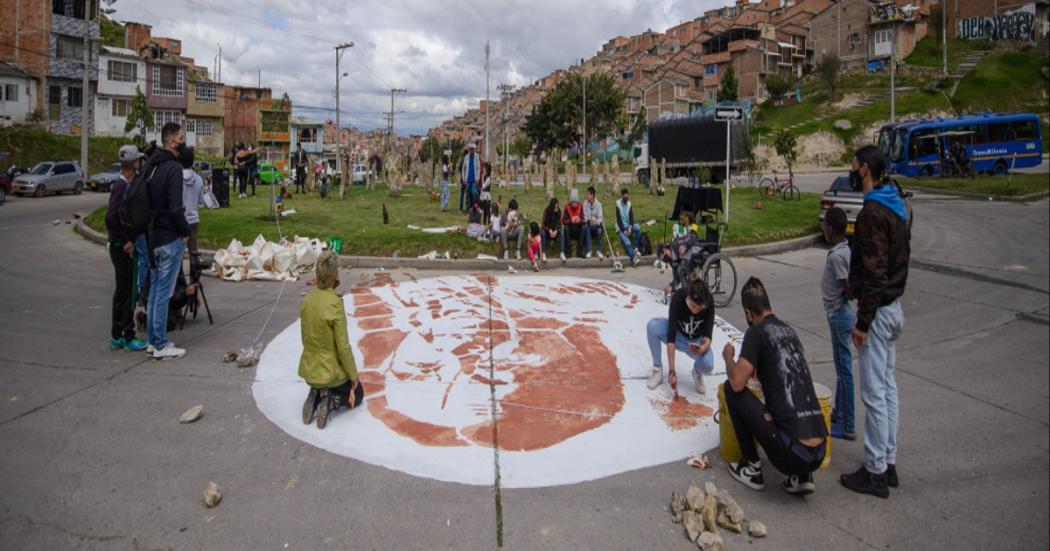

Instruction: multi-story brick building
[809,0,930,69]
[224,85,291,169]
[946,0,1049,42]
[46,0,100,135]
[0,0,51,117]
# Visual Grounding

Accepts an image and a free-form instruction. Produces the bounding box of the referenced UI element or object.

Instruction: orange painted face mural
[253,274,744,488]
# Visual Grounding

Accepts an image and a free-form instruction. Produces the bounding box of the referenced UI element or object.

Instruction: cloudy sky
[111,0,724,135]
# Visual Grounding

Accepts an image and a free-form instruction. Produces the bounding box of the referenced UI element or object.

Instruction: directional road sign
[714,106,744,121]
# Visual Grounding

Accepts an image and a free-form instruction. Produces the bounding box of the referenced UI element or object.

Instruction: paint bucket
[326,238,343,253]
[813,382,833,469]
[715,381,762,464]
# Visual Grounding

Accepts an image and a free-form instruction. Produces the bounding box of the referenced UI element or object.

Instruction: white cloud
[111,0,726,134]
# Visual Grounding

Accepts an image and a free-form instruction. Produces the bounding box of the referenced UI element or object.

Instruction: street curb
[903,185,1050,202]
[75,220,822,271]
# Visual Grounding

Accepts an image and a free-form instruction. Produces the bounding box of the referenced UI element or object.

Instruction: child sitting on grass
[528,221,543,272]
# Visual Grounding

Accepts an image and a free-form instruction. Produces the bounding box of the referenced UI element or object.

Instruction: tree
[419,135,443,165]
[509,133,533,160]
[718,65,738,102]
[773,129,798,177]
[817,55,841,102]
[523,71,625,154]
[124,85,153,145]
[764,73,796,104]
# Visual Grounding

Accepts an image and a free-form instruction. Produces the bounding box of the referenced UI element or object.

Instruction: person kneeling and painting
[722,277,827,495]
[645,272,715,395]
[299,251,363,429]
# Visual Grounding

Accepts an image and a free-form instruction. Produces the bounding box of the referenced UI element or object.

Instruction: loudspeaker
[212,168,230,208]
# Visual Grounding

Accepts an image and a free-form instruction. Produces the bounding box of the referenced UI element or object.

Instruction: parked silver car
[88,163,121,192]
[819,175,913,237]
[13,161,86,197]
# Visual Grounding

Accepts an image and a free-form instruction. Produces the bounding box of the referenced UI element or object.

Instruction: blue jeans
[859,299,904,474]
[440,179,450,210]
[459,181,473,211]
[618,224,641,259]
[584,223,603,254]
[147,239,185,349]
[827,302,856,432]
[135,235,149,297]
[645,317,715,376]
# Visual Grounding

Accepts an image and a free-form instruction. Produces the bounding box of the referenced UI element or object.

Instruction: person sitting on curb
[722,277,828,496]
[615,187,642,266]
[560,188,585,261]
[645,272,715,394]
[501,199,524,260]
[299,251,364,429]
[541,197,561,263]
[583,186,605,259]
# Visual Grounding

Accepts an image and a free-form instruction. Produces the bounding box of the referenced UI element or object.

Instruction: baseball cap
[119,145,146,162]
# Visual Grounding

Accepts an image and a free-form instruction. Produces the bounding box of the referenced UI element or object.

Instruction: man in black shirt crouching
[722,277,828,495]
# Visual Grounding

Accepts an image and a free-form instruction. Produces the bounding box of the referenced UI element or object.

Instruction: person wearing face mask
[840,145,910,499]
[143,122,192,360]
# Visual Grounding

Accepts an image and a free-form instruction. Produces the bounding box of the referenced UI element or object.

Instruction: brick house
[46,0,101,135]
[224,85,291,169]
[946,0,1050,42]
[0,0,51,117]
[186,73,224,156]
[0,61,38,123]
[810,0,930,69]
[140,43,187,142]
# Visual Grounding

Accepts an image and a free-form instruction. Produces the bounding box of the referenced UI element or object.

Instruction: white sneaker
[146,344,156,356]
[541,253,547,262]
[693,372,706,395]
[586,251,592,259]
[503,250,509,260]
[515,250,521,260]
[646,368,664,390]
[152,342,186,360]
[597,250,605,260]
[560,252,567,262]
[632,255,641,267]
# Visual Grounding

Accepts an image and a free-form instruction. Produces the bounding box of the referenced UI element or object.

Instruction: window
[909,129,937,160]
[107,60,136,83]
[195,82,218,102]
[48,86,61,120]
[986,122,1013,143]
[185,118,213,136]
[53,163,75,175]
[3,84,18,102]
[1013,119,1038,141]
[298,127,317,143]
[67,86,82,108]
[151,110,183,133]
[848,32,860,44]
[111,98,130,117]
[152,64,184,97]
[56,36,84,59]
[704,64,717,76]
[53,0,92,18]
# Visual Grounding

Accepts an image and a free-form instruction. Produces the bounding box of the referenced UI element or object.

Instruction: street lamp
[335,42,353,198]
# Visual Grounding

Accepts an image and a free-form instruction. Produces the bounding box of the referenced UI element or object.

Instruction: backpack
[639,231,653,256]
[119,165,158,238]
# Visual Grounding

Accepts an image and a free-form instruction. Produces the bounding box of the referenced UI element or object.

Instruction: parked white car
[352,164,369,183]
[13,161,86,197]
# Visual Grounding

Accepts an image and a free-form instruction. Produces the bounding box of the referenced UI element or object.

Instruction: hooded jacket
[145,148,191,247]
[848,184,910,332]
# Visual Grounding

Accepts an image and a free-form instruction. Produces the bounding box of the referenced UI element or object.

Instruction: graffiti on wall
[958,3,1037,41]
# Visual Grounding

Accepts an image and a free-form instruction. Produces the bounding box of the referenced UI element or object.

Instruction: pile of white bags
[211,235,325,282]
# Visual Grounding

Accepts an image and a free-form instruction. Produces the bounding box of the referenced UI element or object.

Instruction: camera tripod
[181,253,214,329]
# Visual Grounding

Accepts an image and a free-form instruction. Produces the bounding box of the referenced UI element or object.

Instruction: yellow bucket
[717,381,834,469]
[813,382,833,469]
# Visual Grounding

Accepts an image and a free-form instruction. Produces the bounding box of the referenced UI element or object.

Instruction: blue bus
[877,113,1043,177]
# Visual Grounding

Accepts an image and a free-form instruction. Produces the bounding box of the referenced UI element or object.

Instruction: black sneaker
[886,464,899,488]
[783,472,816,496]
[301,387,320,425]
[728,460,765,491]
[315,389,332,430]
[840,466,889,498]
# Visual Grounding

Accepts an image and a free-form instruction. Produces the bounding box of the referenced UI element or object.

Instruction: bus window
[1013,119,1038,141]
[910,129,938,159]
[987,122,1013,143]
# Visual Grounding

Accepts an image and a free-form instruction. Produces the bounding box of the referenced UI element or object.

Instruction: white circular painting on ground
[253,274,744,488]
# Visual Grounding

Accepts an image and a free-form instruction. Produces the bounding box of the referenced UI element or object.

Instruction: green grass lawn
[952,51,1050,114]
[0,126,129,175]
[86,183,821,256]
[905,37,994,72]
[899,173,1049,197]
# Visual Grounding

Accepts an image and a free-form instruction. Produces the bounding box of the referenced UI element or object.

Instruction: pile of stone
[670,481,767,550]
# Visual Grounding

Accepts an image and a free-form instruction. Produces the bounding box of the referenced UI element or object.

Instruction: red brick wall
[0,0,50,113]
[125,22,152,52]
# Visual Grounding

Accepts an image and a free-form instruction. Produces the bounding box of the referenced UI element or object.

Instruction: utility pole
[81,0,90,178]
[941,0,948,77]
[217,43,222,82]
[582,75,587,172]
[498,83,513,177]
[890,23,896,124]
[387,88,406,154]
[484,41,491,163]
[334,42,353,198]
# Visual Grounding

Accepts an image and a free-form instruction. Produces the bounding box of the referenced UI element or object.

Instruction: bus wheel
[993,160,1007,176]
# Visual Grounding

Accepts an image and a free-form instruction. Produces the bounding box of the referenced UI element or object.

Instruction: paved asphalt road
[0,187,1046,550]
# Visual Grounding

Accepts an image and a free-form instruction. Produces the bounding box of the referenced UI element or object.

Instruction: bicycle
[758,170,800,201]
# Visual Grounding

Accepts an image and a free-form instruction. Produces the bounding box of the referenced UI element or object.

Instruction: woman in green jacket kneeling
[299,251,363,429]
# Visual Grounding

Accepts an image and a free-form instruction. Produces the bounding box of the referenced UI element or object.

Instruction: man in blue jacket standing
[459,142,481,212]
[146,122,192,360]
